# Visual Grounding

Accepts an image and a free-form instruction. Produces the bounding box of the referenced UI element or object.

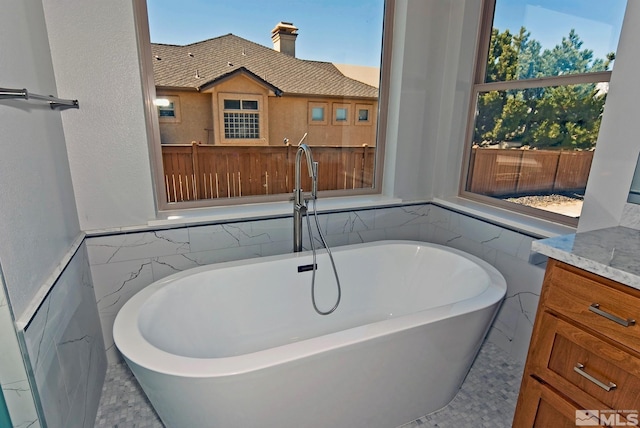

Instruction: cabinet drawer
[544,263,640,351]
[534,312,640,414]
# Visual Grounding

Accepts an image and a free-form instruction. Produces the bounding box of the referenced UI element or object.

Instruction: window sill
[432,196,576,239]
[148,195,403,228]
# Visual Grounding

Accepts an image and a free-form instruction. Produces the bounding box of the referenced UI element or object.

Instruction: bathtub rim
[113,240,506,378]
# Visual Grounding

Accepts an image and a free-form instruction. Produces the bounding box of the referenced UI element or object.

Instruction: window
[155,95,180,123]
[461,0,626,225]
[158,102,175,117]
[332,103,350,125]
[217,93,266,145]
[312,107,324,121]
[308,102,328,125]
[137,0,391,209]
[223,98,260,139]
[356,104,373,125]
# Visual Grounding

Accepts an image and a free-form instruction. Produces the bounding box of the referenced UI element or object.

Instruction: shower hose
[304,197,342,315]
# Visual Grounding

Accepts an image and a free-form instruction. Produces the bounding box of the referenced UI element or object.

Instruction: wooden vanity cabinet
[513,259,640,427]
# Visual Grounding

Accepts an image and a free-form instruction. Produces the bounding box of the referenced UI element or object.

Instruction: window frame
[308,102,328,125]
[458,0,614,227]
[218,93,266,145]
[332,103,351,125]
[156,95,181,123]
[134,0,394,211]
[355,103,373,125]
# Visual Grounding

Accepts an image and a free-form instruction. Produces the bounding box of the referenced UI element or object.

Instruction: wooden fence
[467,148,594,196]
[161,143,375,202]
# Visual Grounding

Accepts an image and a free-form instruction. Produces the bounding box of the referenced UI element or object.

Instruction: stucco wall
[208,75,271,145]
[157,90,212,145]
[158,77,377,148]
[269,96,377,147]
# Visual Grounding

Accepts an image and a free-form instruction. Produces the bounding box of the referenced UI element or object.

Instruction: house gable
[199,67,282,96]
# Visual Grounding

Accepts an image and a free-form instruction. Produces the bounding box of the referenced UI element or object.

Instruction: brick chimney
[271,22,298,57]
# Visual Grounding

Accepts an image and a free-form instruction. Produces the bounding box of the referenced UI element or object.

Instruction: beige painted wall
[157,89,212,144]
[208,74,271,146]
[269,95,377,147]
[159,74,377,147]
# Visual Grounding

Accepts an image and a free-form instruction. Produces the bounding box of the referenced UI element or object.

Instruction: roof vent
[271,22,298,57]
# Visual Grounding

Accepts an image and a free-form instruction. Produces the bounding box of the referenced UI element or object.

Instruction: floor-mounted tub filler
[113,240,506,428]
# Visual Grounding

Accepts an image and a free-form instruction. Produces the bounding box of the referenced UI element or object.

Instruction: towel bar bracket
[0,87,79,110]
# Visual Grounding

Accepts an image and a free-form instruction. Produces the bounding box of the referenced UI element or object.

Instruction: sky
[147,0,626,68]
[147,0,385,67]
[493,0,626,63]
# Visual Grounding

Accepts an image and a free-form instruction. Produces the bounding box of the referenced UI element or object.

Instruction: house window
[332,103,350,125]
[355,104,373,125]
[223,98,260,139]
[308,102,328,125]
[138,0,390,208]
[158,102,175,117]
[460,0,626,225]
[155,95,180,123]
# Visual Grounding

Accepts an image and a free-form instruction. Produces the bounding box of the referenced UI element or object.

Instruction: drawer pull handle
[574,363,617,392]
[589,303,636,327]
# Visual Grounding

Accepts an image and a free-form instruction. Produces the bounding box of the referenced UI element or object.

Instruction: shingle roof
[151,34,378,98]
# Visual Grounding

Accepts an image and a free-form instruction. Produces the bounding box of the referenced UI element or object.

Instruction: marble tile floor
[94,340,523,428]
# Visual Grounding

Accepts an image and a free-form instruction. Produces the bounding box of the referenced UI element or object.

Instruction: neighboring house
[151,22,379,147]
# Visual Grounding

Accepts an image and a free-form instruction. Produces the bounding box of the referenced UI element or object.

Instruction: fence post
[361,144,369,188]
[550,151,562,193]
[286,143,293,192]
[191,141,202,199]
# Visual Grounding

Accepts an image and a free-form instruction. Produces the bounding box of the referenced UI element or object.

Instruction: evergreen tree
[474,27,613,150]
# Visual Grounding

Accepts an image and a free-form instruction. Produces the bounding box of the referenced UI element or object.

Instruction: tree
[474,27,613,150]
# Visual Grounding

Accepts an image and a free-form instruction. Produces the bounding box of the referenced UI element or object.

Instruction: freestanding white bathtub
[114,240,506,428]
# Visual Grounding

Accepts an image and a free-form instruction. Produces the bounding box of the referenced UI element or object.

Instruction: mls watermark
[576,410,639,426]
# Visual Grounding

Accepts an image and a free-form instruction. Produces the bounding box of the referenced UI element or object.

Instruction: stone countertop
[532,226,640,289]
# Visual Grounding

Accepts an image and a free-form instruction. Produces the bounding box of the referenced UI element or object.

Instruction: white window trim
[134,0,395,212]
[457,0,613,228]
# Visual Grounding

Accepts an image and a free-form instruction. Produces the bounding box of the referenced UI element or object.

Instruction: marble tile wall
[22,242,106,428]
[0,279,40,428]
[620,203,640,230]
[87,203,544,364]
[424,207,546,363]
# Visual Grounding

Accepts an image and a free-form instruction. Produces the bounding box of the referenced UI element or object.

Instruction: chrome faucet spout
[293,139,317,252]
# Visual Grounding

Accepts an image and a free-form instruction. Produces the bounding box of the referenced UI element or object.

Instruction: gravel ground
[503,192,584,217]
[504,193,583,208]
